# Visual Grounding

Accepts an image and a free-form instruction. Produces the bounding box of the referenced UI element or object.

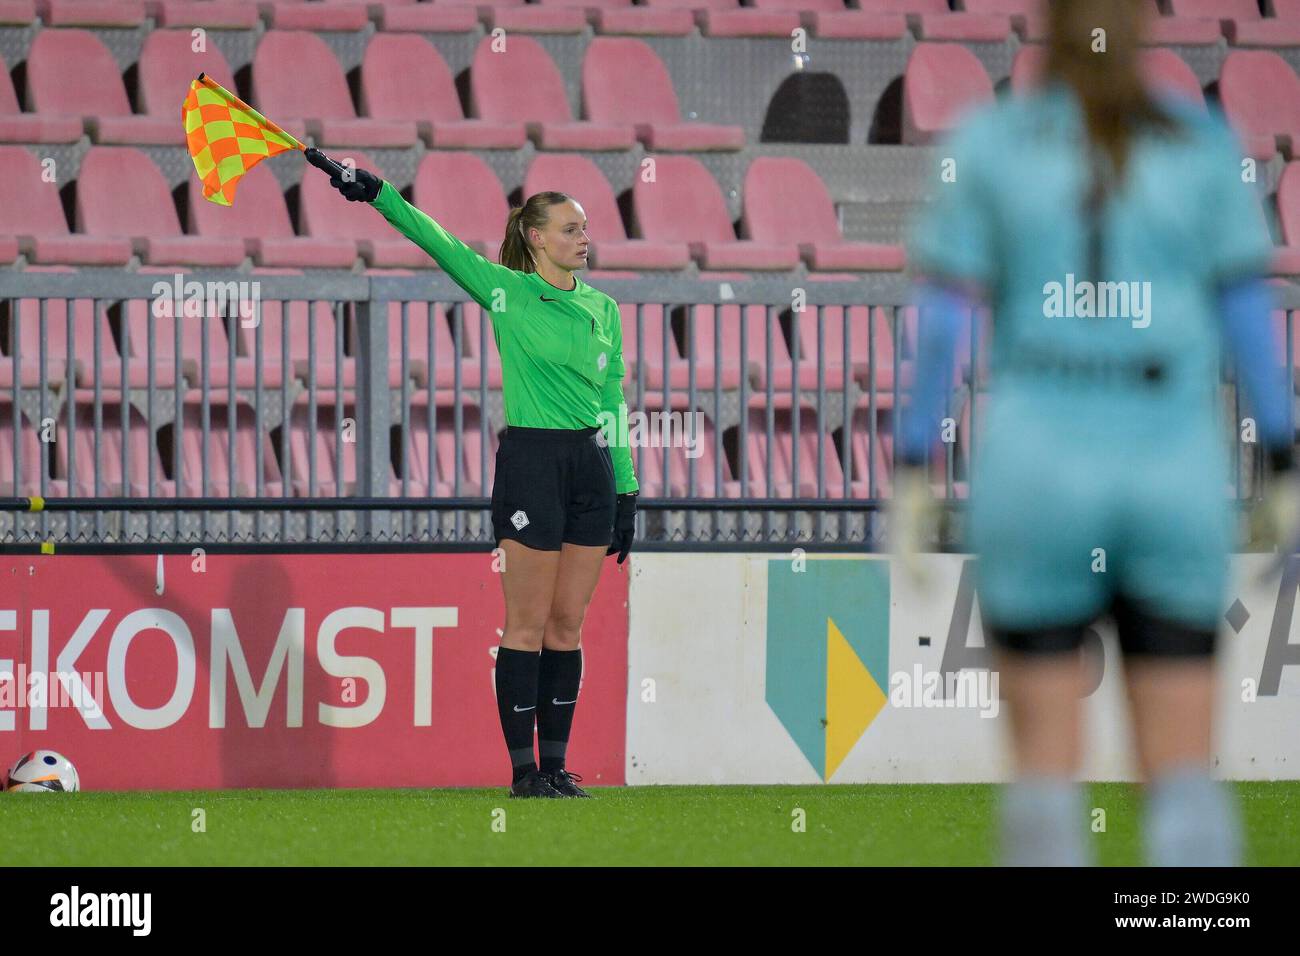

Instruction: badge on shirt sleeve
[597,353,608,371]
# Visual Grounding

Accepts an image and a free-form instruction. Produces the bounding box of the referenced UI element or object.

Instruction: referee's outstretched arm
[370,180,529,315]
[322,162,529,314]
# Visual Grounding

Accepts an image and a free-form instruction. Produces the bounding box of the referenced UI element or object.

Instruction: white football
[5,750,80,792]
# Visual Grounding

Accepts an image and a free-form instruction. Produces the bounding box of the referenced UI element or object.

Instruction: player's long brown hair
[1043,0,1182,190]
[499,192,574,273]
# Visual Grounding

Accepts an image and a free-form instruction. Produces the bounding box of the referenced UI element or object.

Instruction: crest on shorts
[597,353,608,371]
[511,510,529,530]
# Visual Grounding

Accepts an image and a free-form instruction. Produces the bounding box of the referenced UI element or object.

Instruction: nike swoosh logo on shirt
[551,698,577,706]
[539,295,559,302]
[513,704,536,712]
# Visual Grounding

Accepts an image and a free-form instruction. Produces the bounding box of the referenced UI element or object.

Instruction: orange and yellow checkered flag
[182,73,303,207]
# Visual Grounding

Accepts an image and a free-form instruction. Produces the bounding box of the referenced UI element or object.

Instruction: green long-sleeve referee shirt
[372,181,639,495]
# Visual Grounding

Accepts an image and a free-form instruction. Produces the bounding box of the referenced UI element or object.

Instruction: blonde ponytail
[498,191,574,273]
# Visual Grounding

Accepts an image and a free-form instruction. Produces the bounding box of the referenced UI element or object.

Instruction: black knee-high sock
[537,648,582,772]
[495,647,540,783]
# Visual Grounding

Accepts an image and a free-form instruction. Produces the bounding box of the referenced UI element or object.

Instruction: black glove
[607,492,637,564]
[329,166,382,203]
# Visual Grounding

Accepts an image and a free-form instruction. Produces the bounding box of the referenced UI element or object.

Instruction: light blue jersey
[906,85,1275,631]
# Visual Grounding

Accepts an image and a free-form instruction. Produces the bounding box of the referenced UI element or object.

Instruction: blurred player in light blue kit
[894,0,1299,866]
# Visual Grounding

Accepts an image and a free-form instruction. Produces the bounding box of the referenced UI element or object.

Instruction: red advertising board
[0,553,629,790]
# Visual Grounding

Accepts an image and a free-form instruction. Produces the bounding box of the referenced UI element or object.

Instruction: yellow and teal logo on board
[765,558,890,781]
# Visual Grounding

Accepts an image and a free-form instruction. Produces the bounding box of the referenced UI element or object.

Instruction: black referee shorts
[491,425,617,551]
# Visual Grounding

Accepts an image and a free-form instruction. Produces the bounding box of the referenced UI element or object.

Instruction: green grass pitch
[3,782,1297,866]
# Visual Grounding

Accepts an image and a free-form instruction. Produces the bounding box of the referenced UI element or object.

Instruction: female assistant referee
[327,168,638,799]
[895,0,1299,864]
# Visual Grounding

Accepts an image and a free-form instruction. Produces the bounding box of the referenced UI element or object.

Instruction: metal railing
[0,271,1296,551]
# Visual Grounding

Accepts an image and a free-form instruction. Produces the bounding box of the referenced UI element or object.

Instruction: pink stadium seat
[902,43,994,146]
[735,308,795,393]
[1271,307,1300,388]
[589,3,695,36]
[743,157,905,272]
[57,401,162,497]
[392,404,454,498]
[412,152,510,259]
[858,0,1011,42]
[137,30,239,125]
[844,404,954,499]
[456,301,505,389]
[372,2,478,33]
[163,400,283,497]
[361,35,527,150]
[188,164,357,268]
[675,304,762,390]
[152,1,261,29]
[26,29,178,145]
[1141,48,1205,107]
[738,409,846,497]
[1169,0,1259,20]
[1142,0,1221,44]
[1278,0,1300,21]
[116,297,226,389]
[524,154,690,270]
[786,302,907,394]
[286,398,397,497]
[961,0,1045,40]
[582,38,744,151]
[119,264,297,392]
[1219,51,1300,162]
[235,296,353,389]
[252,31,416,147]
[0,400,46,495]
[631,154,795,270]
[1008,45,1045,95]
[1170,0,1300,46]
[642,0,740,10]
[77,147,245,266]
[3,265,100,388]
[404,401,488,496]
[1274,162,1300,276]
[0,146,132,265]
[262,0,368,31]
[619,304,689,390]
[845,407,894,499]
[793,5,908,41]
[299,149,429,267]
[407,300,477,390]
[483,0,586,33]
[633,416,736,497]
[424,0,523,7]
[0,52,81,143]
[0,2,36,25]
[36,0,145,26]
[691,0,801,40]
[470,35,636,151]
[347,292,461,388]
